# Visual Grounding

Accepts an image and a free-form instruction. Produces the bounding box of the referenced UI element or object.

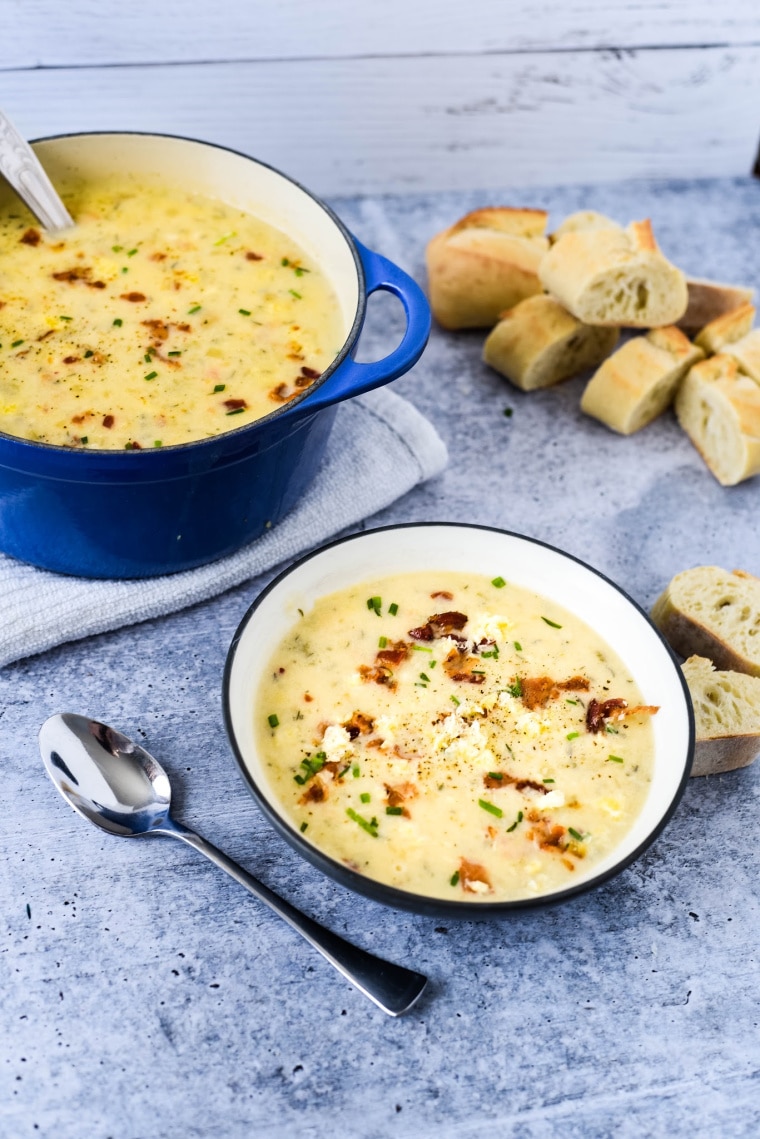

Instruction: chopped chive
[388,602,399,616]
[480,649,499,659]
[11,340,24,348]
[168,350,182,356]
[188,304,202,314]
[412,645,432,653]
[478,799,503,819]
[144,353,153,363]
[566,698,579,705]
[346,808,378,837]
[80,436,88,444]
[352,764,360,779]
[608,755,624,763]
[281,257,290,266]
[293,774,306,785]
[568,827,584,841]
[294,266,310,277]
[470,670,485,676]
[127,248,138,257]
[487,772,503,781]
[154,440,163,448]
[506,811,523,833]
[503,408,513,418]
[144,371,158,381]
[121,267,128,273]
[429,660,437,669]
[514,641,522,652]
[541,617,563,629]
[300,821,308,833]
[386,806,404,816]
[239,308,251,316]
[289,289,302,299]
[59,315,72,321]
[213,383,226,392]
[214,232,236,246]
[543,778,555,784]
[419,672,431,682]
[508,678,523,698]
[84,349,93,358]
[112,318,122,327]
[450,695,460,706]
[360,792,371,804]
[366,596,382,616]
[450,871,460,887]
[491,576,506,588]
[566,731,579,741]
[226,407,244,416]
[606,725,619,735]
[414,682,428,688]
[267,713,279,728]
[378,636,388,648]
[112,245,123,252]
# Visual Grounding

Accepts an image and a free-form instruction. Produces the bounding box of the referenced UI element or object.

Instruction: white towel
[0,388,447,667]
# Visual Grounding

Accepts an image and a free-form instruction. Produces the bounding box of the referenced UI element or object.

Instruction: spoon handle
[163,819,427,1017]
[0,111,74,232]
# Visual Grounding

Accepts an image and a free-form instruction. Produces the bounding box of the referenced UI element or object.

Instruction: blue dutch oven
[0,133,430,578]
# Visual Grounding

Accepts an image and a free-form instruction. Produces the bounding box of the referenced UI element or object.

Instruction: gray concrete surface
[2,177,760,1138]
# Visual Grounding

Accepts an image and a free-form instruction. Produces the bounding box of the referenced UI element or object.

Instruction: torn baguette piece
[694,302,755,354]
[725,329,760,385]
[538,219,688,328]
[482,295,619,391]
[426,207,549,329]
[674,354,760,485]
[681,655,760,776]
[651,566,760,676]
[580,325,703,435]
[677,278,755,335]
[550,210,619,242]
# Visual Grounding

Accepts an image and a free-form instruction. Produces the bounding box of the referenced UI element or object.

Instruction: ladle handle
[0,111,74,232]
[163,819,427,1017]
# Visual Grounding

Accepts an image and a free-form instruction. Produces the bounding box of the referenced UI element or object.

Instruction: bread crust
[681,655,760,775]
[695,302,756,354]
[724,329,760,384]
[652,569,760,674]
[674,355,760,485]
[677,277,755,335]
[550,210,619,242]
[426,208,549,329]
[538,220,688,328]
[482,295,618,391]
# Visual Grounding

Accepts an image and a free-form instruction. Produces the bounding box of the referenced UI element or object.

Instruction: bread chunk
[550,210,619,242]
[694,302,755,354]
[674,354,760,485]
[426,207,549,329]
[482,295,619,391]
[538,219,688,328]
[682,655,760,776]
[726,329,760,384]
[652,566,760,675]
[677,278,755,335]
[580,326,703,435]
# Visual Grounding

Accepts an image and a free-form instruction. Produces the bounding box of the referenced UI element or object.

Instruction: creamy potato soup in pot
[255,572,658,903]
[0,176,345,449]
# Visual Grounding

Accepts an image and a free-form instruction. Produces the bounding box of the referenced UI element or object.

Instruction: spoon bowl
[39,712,427,1017]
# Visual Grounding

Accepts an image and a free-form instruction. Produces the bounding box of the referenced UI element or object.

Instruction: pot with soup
[0,133,430,577]
[224,524,694,917]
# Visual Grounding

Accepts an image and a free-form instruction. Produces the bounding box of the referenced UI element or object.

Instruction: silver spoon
[39,713,427,1017]
[0,111,73,231]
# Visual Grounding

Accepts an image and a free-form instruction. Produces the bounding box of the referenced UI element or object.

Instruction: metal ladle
[39,713,427,1017]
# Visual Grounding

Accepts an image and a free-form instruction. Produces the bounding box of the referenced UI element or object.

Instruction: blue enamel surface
[0,235,430,578]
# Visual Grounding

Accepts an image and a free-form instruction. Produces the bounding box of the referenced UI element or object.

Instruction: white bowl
[223,523,694,916]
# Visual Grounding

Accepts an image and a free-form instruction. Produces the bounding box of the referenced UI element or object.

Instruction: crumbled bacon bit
[527,818,568,852]
[269,382,292,403]
[245,251,263,260]
[459,859,492,894]
[615,704,660,721]
[223,398,247,410]
[125,440,142,450]
[102,415,114,428]
[303,693,313,703]
[120,292,146,303]
[71,414,87,425]
[89,280,106,289]
[300,778,327,804]
[431,590,454,600]
[384,782,417,806]
[408,623,434,642]
[586,697,628,734]
[430,611,468,635]
[483,772,548,793]
[63,356,80,364]
[300,366,321,380]
[443,646,485,684]
[37,329,55,341]
[53,267,91,283]
[176,323,191,333]
[142,319,169,340]
[358,663,396,689]
[342,711,375,739]
[149,252,167,261]
[521,675,589,710]
[294,374,314,389]
[20,228,41,246]
[376,640,409,668]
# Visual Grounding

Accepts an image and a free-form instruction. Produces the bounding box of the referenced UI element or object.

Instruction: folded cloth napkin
[0,388,447,668]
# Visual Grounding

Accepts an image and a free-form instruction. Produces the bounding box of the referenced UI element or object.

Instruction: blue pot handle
[287,239,431,416]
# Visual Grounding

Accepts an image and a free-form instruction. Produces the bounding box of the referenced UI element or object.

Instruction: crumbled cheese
[598,796,623,819]
[470,613,512,643]
[374,714,397,747]
[540,789,566,810]
[321,724,354,763]
[514,711,552,738]
[464,879,491,895]
[441,719,491,764]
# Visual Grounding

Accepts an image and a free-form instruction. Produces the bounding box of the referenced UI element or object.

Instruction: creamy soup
[254,572,658,902]
[0,177,345,449]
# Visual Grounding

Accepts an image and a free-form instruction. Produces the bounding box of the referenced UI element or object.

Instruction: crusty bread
[694,302,755,354]
[674,354,760,486]
[677,277,755,335]
[651,566,760,675]
[538,219,688,328]
[482,295,619,391]
[725,329,760,384]
[580,325,703,435]
[426,207,549,329]
[550,210,619,242]
[681,655,760,776]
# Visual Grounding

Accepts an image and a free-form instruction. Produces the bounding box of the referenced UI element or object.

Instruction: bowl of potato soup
[223,523,694,917]
[0,133,429,576]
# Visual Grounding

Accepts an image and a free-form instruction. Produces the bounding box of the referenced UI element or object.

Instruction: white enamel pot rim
[223,523,695,917]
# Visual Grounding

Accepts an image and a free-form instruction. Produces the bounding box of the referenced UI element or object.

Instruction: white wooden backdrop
[1,0,759,194]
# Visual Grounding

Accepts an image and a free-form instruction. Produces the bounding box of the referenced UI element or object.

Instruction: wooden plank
[1,0,759,70]
[1,46,758,195]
